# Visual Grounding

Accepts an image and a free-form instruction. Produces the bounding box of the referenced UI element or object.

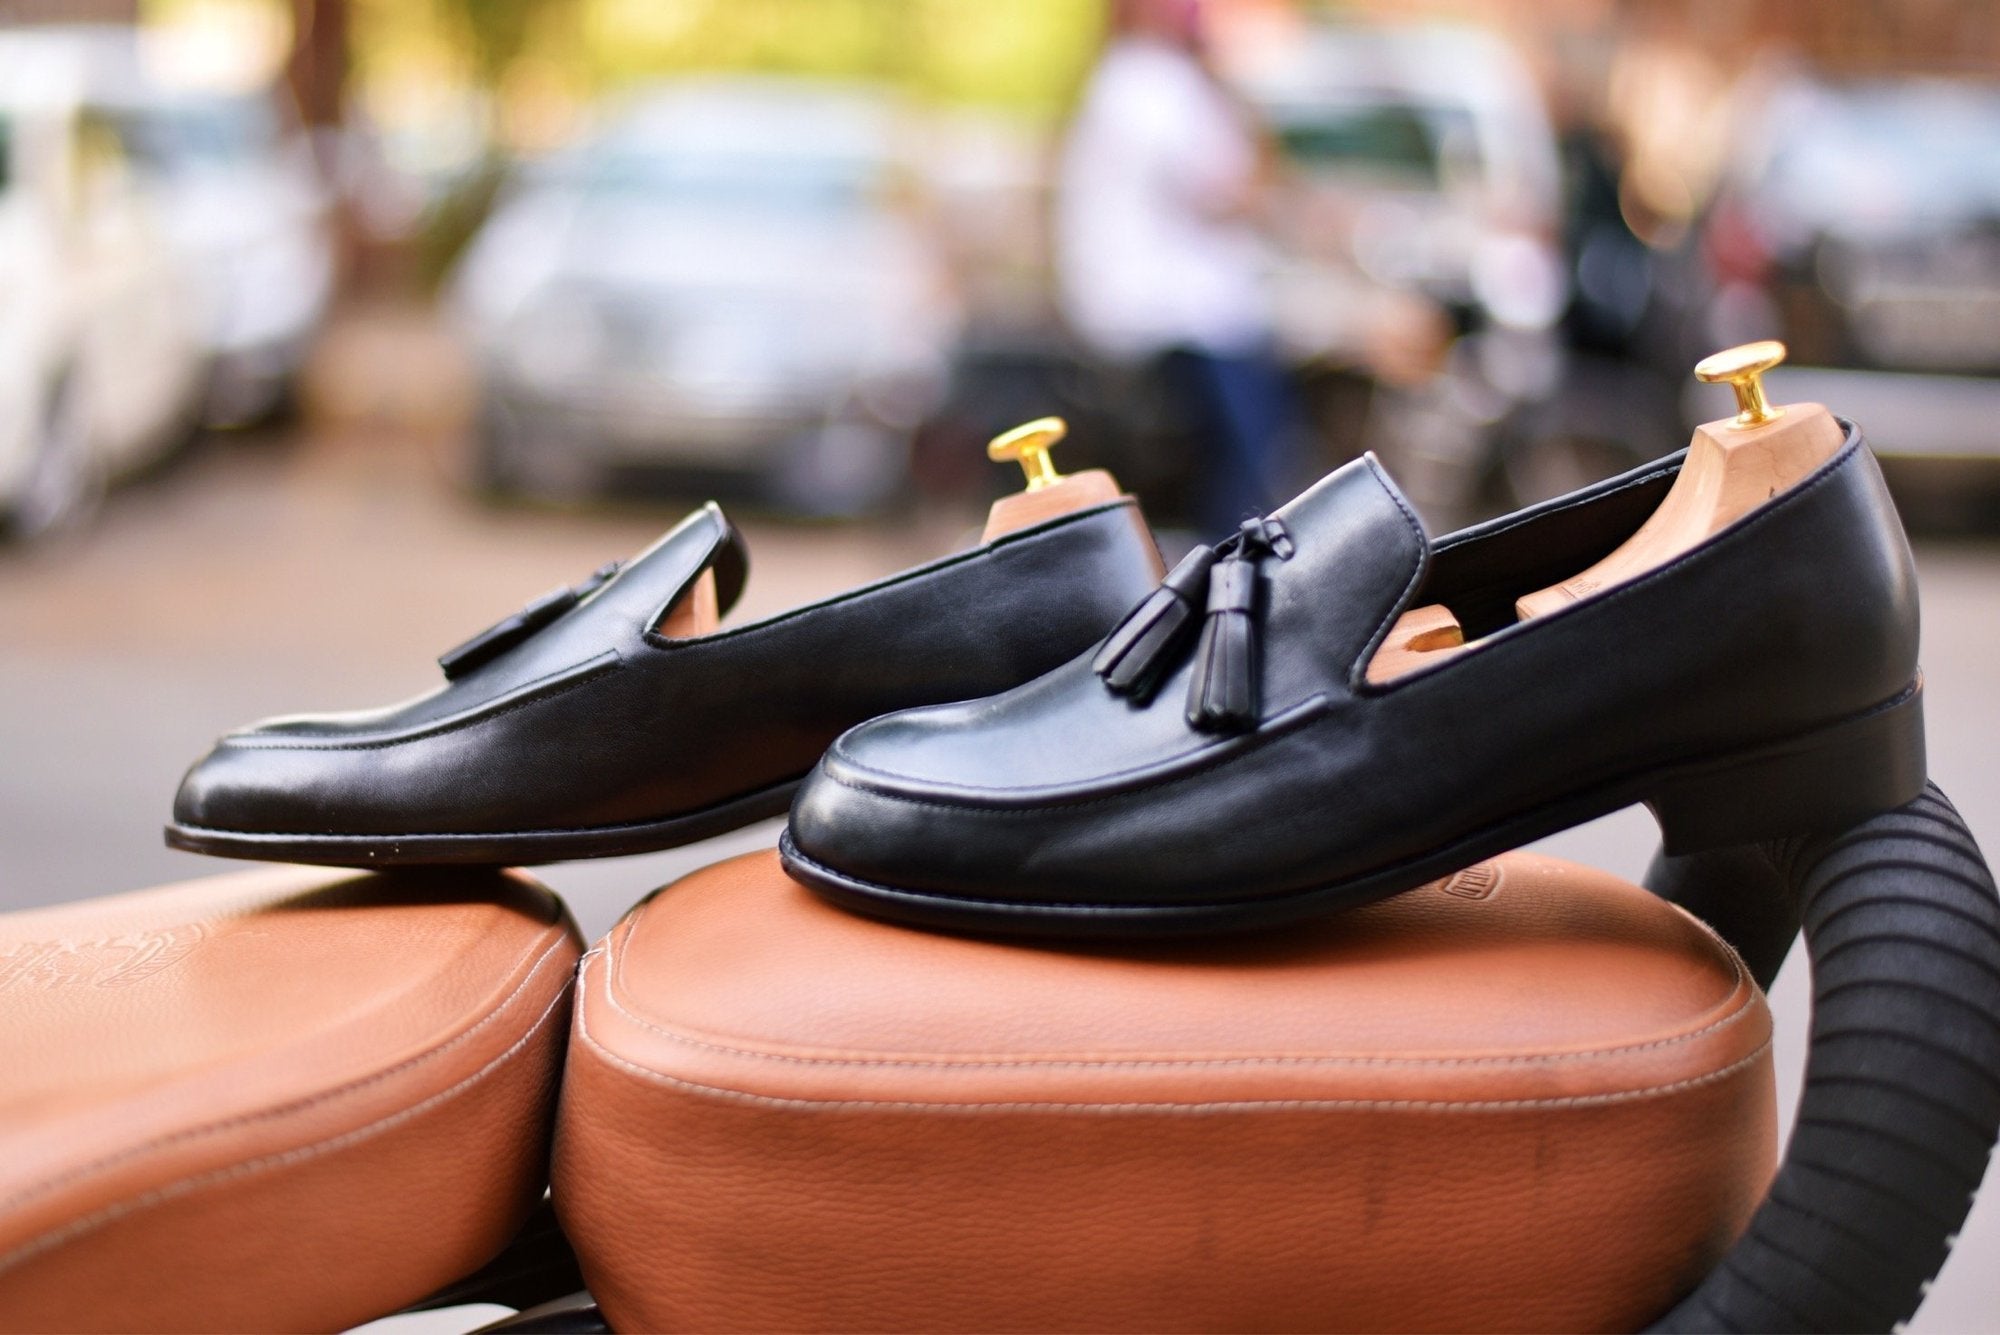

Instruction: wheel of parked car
[7,374,99,542]
[472,399,604,503]
[766,420,910,519]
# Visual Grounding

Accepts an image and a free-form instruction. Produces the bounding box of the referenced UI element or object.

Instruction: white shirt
[1056,38,1271,360]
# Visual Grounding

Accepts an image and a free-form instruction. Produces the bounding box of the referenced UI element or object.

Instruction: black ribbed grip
[1643,783,2000,1333]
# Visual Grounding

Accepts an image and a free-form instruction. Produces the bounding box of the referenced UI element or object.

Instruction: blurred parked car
[100,69,336,427]
[0,29,207,539]
[1242,24,1589,526]
[1695,77,2000,464]
[450,78,959,515]
[1247,23,1565,368]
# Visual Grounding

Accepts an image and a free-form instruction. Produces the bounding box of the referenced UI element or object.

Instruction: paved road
[3,408,1996,1331]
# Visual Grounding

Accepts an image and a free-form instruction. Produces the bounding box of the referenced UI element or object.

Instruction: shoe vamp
[832,653,1259,796]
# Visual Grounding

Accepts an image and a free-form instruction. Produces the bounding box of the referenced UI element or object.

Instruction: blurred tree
[582,0,1102,119]
[434,0,555,95]
[287,0,346,126]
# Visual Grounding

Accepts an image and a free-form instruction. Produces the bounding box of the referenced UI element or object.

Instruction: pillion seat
[555,848,1778,1333]
[0,865,580,1334]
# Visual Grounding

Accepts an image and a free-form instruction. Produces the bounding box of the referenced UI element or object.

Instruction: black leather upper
[786,425,1922,907]
[172,500,1162,842]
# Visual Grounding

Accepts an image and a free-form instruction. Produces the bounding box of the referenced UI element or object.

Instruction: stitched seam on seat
[601,928,1759,1071]
[0,977,573,1277]
[640,500,1136,650]
[575,994,1773,1113]
[0,931,574,1219]
[222,655,619,751]
[578,952,1769,1107]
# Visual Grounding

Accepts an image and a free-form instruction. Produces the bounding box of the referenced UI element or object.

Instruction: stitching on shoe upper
[789,677,1918,900]
[221,500,1136,751]
[823,694,1329,808]
[1349,455,1434,691]
[170,772,807,842]
[641,507,729,636]
[221,652,620,751]
[640,499,1138,651]
[1430,455,1686,554]
[1352,423,1869,693]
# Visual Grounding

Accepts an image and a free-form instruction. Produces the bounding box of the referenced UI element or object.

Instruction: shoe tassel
[1095,515,1293,731]
[1091,545,1216,702]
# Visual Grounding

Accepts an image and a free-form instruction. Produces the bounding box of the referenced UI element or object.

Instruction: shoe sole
[165,776,803,868]
[778,681,1927,938]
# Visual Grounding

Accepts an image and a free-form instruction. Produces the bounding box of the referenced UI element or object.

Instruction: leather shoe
[169,499,1161,866]
[782,424,1926,934]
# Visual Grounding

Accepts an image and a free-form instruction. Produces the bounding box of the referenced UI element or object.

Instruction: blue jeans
[1165,345,1299,538]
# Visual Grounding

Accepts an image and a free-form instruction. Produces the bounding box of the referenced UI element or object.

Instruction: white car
[0,30,207,538]
[449,78,960,515]
[1243,23,1566,364]
[98,74,335,427]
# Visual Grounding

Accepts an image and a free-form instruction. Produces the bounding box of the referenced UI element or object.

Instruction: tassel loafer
[167,495,1162,867]
[781,421,1927,935]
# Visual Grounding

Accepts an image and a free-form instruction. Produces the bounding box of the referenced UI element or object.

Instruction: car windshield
[1270,98,1476,187]
[111,95,282,175]
[578,147,881,214]
[1761,83,2000,229]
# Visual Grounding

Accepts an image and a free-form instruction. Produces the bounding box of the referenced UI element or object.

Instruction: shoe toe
[172,722,363,836]
[171,737,285,833]
[786,706,1006,894]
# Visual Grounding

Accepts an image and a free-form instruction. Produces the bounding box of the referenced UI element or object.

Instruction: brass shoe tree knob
[977,416,1158,575]
[1695,340,1788,430]
[987,417,1068,491]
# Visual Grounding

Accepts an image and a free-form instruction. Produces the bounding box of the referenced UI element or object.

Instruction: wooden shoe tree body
[655,417,1161,639]
[977,417,1154,560]
[1367,341,1845,683]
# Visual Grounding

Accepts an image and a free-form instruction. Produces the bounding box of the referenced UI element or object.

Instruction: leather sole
[779,681,1927,938]
[165,776,802,867]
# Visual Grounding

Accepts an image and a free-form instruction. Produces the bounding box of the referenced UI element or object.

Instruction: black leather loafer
[782,423,1926,935]
[168,499,1161,866]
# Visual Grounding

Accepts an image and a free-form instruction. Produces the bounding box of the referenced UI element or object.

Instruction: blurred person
[1056,0,1297,536]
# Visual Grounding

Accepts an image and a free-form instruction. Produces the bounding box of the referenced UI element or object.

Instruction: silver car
[0,28,208,538]
[450,78,959,515]
[1694,77,2000,463]
[106,82,335,427]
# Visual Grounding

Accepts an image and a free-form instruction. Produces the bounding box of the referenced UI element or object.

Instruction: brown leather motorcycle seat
[558,849,1776,1333]
[0,865,579,1334]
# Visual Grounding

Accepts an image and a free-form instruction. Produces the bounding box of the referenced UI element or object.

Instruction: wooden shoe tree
[979,416,1147,550]
[657,567,720,638]
[1367,341,1846,683]
[657,417,1161,640]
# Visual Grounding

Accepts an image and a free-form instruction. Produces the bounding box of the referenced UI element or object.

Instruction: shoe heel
[1646,682,1926,855]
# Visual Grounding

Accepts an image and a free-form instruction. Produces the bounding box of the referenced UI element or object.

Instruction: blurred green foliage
[401,0,1105,285]
[580,0,1105,117]
[436,0,555,88]
[404,0,1106,122]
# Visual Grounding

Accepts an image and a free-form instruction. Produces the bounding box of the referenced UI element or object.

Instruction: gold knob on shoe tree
[1695,340,1788,430]
[987,416,1068,491]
